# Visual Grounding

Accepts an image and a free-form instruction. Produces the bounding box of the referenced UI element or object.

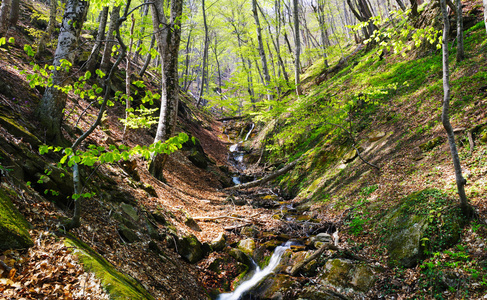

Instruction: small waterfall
[217,241,292,300]
[244,123,255,141]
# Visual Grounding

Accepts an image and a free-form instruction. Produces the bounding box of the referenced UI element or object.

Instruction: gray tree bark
[139,34,155,77]
[148,0,184,180]
[8,0,19,28]
[293,0,302,95]
[36,0,89,145]
[86,6,109,73]
[440,0,469,215]
[484,0,487,34]
[100,6,120,75]
[252,0,273,101]
[196,0,209,107]
[0,0,12,36]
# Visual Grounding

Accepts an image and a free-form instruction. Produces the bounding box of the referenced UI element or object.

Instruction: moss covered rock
[419,136,443,152]
[64,235,154,299]
[176,234,204,263]
[319,259,376,292]
[381,189,464,267]
[0,187,33,250]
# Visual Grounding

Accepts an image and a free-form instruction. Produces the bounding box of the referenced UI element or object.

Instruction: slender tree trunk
[396,0,406,10]
[456,0,464,62]
[293,0,302,95]
[0,0,12,36]
[252,0,273,101]
[133,0,150,63]
[484,0,487,34]
[196,0,209,107]
[36,0,89,145]
[123,14,135,141]
[148,0,184,180]
[8,0,19,28]
[440,0,469,215]
[86,6,109,73]
[36,0,57,57]
[100,6,120,75]
[139,34,155,77]
[182,26,193,91]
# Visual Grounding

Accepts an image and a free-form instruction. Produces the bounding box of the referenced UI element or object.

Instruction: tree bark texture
[148,0,184,180]
[86,6,109,73]
[100,6,120,75]
[252,0,273,100]
[440,0,469,214]
[0,0,12,36]
[139,34,155,77]
[484,0,487,34]
[8,0,19,28]
[196,0,209,107]
[293,0,302,95]
[36,0,89,145]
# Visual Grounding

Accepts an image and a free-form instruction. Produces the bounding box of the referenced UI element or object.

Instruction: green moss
[0,188,33,250]
[64,234,154,300]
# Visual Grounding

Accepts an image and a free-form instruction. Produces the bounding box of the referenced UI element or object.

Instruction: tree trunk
[139,34,155,77]
[122,14,135,141]
[0,0,12,36]
[484,0,487,34]
[36,0,89,145]
[100,6,120,75]
[395,0,406,10]
[86,6,109,73]
[252,0,272,100]
[440,0,469,215]
[148,0,184,180]
[293,0,302,95]
[8,0,19,28]
[456,0,464,62]
[196,0,209,107]
[133,0,150,63]
[36,0,57,58]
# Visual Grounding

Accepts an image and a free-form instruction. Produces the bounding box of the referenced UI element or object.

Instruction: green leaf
[8,37,15,44]
[39,145,52,155]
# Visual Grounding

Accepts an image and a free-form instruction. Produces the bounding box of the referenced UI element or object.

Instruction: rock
[228,248,253,267]
[240,226,258,237]
[250,274,296,299]
[141,183,157,197]
[342,148,361,164]
[65,235,155,299]
[144,217,160,240]
[298,286,351,300]
[184,216,201,231]
[177,234,204,263]
[0,187,33,250]
[226,195,247,206]
[237,238,256,256]
[182,136,209,169]
[121,203,139,222]
[210,233,226,251]
[118,224,139,243]
[0,114,42,147]
[367,130,386,142]
[112,212,138,230]
[151,210,167,225]
[419,136,443,152]
[319,259,376,292]
[382,189,464,267]
[311,233,332,248]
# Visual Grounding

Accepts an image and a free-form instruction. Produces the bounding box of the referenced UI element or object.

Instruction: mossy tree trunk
[36,0,89,145]
[148,0,183,180]
[440,0,469,215]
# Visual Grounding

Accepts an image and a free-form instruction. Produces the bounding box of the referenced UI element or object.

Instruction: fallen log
[223,159,301,191]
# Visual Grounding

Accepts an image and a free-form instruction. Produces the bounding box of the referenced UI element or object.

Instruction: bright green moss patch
[64,234,155,300]
[0,187,33,250]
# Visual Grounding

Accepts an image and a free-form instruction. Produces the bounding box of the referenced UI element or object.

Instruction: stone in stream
[210,232,226,251]
[176,234,204,263]
[237,238,256,256]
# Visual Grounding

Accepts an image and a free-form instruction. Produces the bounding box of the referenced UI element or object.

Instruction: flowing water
[217,241,293,300]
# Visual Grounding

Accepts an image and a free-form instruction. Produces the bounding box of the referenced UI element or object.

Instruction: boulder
[177,234,204,263]
[367,130,386,142]
[319,259,376,292]
[228,248,254,267]
[382,189,464,267]
[210,233,226,251]
[118,224,139,243]
[182,136,209,169]
[184,216,202,231]
[419,136,443,152]
[237,238,256,256]
[0,187,33,250]
[120,203,139,222]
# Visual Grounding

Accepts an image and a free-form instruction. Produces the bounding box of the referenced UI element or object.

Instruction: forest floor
[2,1,487,299]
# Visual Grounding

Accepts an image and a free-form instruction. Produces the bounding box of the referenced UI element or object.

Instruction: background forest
[1,0,487,299]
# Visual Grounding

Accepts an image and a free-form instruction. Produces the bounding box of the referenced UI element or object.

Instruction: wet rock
[311,233,333,249]
[0,188,33,250]
[228,248,253,267]
[298,286,351,300]
[251,274,296,299]
[237,238,256,256]
[177,234,204,263]
[210,232,226,251]
[118,224,139,243]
